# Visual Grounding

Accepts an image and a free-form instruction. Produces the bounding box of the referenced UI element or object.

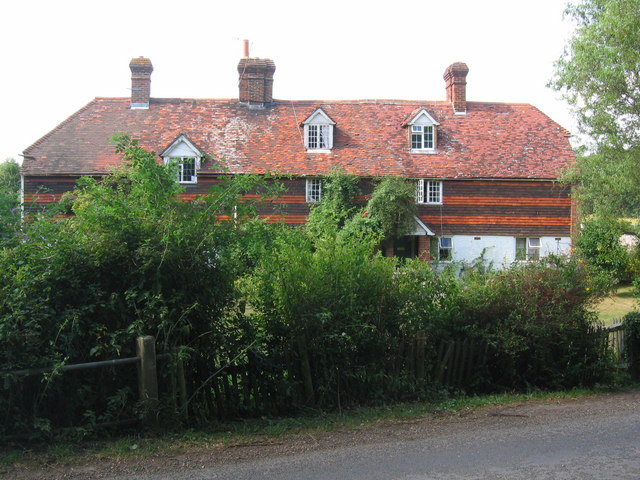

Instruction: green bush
[1,160,625,437]
[0,137,267,437]
[0,159,20,247]
[623,311,640,380]
[574,215,636,283]
[243,226,405,409]
[461,256,615,390]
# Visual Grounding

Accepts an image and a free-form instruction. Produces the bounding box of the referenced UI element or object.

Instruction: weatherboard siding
[21,176,572,237]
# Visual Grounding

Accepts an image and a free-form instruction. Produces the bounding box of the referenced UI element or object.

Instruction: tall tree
[0,158,20,200]
[551,0,640,217]
[0,159,21,245]
[551,0,640,147]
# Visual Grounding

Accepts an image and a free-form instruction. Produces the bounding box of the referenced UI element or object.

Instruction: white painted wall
[445,235,572,270]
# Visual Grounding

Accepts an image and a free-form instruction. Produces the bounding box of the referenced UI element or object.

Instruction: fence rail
[2,322,631,437]
[605,322,626,358]
[1,356,140,377]
[1,336,177,426]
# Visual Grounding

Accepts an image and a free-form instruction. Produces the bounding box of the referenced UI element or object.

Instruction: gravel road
[5,389,640,480]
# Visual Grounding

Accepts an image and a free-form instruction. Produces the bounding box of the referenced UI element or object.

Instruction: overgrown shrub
[0,159,20,247]
[574,215,636,283]
[1,161,625,438]
[623,311,640,380]
[243,226,407,409]
[0,136,271,437]
[460,256,615,390]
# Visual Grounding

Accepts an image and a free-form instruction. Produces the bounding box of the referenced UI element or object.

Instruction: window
[416,180,442,204]
[172,156,198,183]
[307,124,332,150]
[438,237,453,261]
[161,134,203,184]
[306,179,322,203]
[411,125,434,150]
[516,237,541,261]
[303,108,335,151]
[407,109,439,153]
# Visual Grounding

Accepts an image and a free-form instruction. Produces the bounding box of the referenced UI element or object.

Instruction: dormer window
[303,108,335,152]
[412,125,434,150]
[173,157,198,183]
[407,109,439,153]
[160,134,203,184]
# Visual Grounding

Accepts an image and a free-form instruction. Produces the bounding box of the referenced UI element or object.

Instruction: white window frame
[171,156,199,184]
[305,124,333,150]
[416,179,443,204]
[161,134,202,184]
[411,124,434,150]
[516,237,541,261]
[302,108,335,152]
[438,236,453,262]
[306,178,322,203]
[408,109,439,154]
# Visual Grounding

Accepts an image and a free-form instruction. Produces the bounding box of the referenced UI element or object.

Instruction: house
[21,48,575,267]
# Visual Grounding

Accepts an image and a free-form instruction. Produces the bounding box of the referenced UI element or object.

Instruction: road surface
[9,389,640,480]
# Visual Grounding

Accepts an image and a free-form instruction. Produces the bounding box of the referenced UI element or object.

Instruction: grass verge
[0,386,630,473]
[597,285,637,324]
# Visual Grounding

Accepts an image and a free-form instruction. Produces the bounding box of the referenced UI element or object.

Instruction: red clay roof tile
[22,97,573,179]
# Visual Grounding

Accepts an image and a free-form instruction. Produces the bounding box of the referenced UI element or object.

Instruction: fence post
[136,335,159,423]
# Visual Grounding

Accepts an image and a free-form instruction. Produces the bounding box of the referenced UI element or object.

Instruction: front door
[393,236,416,259]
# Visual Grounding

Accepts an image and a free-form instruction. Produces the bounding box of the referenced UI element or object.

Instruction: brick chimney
[129,57,153,109]
[237,42,276,107]
[443,62,469,115]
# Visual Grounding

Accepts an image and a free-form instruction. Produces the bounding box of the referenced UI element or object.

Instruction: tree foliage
[552,0,640,219]
[0,136,275,435]
[364,176,417,241]
[573,215,638,282]
[0,154,623,438]
[561,146,640,216]
[306,170,417,246]
[552,0,640,147]
[0,159,21,245]
[0,159,20,199]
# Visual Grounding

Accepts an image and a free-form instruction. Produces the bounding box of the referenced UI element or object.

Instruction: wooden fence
[2,323,629,435]
[1,336,178,430]
[196,335,491,418]
[436,338,489,389]
[605,322,626,358]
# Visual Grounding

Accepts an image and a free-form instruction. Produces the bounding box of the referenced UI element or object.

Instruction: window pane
[416,180,425,203]
[411,133,422,149]
[424,126,433,149]
[427,181,441,203]
[319,125,329,149]
[438,236,452,261]
[306,179,322,202]
[174,157,196,183]
[308,125,318,149]
[182,159,195,182]
[515,237,526,260]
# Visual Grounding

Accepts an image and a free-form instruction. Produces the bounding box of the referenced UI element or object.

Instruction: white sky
[1,0,578,163]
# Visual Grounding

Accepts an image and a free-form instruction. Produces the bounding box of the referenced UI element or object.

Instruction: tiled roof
[22,97,573,179]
